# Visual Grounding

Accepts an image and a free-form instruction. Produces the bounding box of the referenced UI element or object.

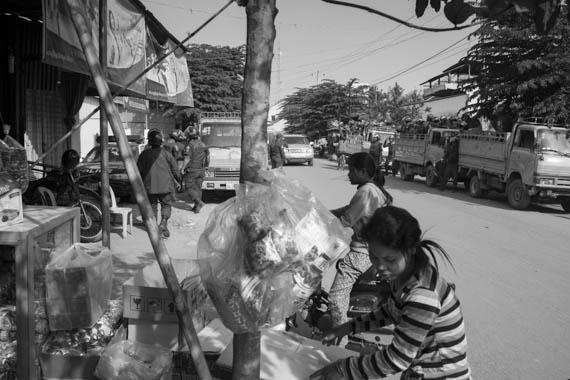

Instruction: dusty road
[281,157,570,380]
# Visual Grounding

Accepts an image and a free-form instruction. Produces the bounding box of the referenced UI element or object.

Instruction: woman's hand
[310,360,344,380]
[321,322,352,346]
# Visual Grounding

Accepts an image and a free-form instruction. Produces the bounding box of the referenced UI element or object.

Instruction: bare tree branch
[320,0,483,32]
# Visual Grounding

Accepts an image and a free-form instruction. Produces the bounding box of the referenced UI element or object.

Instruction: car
[282,134,314,166]
[76,136,147,202]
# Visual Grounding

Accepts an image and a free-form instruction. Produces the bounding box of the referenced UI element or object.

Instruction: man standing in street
[137,130,181,239]
[181,125,210,213]
[369,134,383,172]
[439,136,460,191]
[269,133,287,169]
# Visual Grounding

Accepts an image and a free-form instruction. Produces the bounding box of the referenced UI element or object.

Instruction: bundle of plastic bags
[198,170,351,333]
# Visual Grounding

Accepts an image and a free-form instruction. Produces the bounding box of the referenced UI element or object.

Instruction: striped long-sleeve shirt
[341,265,471,380]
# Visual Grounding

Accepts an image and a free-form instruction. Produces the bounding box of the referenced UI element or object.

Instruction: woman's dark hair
[61,149,80,170]
[347,152,393,206]
[364,206,454,273]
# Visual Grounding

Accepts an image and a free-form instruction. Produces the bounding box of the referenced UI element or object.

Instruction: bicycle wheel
[77,196,103,242]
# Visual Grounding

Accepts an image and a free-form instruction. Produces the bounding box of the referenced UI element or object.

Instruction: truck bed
[394,134,427,166]
[458,132,509,175]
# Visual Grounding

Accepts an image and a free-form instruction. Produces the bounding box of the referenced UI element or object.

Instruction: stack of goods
[0,306,16,379]
[42,299,124,356]
[0,248,16,380]
[198,170,351,333]
[0,136,28,194]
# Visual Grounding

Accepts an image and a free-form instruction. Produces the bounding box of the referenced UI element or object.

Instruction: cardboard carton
[122,259,208,323]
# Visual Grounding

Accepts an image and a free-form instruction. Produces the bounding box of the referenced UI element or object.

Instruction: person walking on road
[269,133,287,169]
[312,206,471,380]
[137,130,181,239]
[383,136,395,175]
[439,136,459,191]
[181,125,210,214]
[369,135,383,172]
[328,152,393,332]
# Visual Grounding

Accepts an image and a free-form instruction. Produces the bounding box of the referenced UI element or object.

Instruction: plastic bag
[198,169,351,333]
[45,243,113,330]
[94,339,173,380]
[0,135,28,193]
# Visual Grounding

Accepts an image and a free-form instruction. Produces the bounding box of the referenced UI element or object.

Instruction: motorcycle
[286,267,394,352]
[24,163,103,243]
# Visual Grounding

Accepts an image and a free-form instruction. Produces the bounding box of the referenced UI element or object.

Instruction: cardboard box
[127,310,207,352]
[122,259,208,323]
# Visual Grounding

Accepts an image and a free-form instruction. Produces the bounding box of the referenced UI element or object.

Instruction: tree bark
[235,1,277,380]
[64,1,212,379]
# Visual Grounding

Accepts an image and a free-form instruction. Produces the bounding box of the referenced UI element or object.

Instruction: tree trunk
[234,1,277,380]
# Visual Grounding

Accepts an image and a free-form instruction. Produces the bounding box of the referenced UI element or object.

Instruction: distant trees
[278,80,425,137]
[185,43,246,112]
[462,3,570,122]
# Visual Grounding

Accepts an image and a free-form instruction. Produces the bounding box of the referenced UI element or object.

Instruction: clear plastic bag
[94,339,173,380]
[45,243,113,331]
[198,170,351,333]
[0,136,29,193]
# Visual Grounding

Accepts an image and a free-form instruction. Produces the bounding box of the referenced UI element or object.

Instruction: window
[516,130,535,150]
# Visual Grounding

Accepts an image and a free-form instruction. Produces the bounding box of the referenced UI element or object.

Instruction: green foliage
[278,80,425,137]
[185,44,246,112]
[462,4,570,122]
[415,0,562,33]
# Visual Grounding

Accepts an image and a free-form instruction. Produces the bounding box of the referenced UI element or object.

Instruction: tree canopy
[461,3,570,122]
[278,80,425,137]
[185,43,246,112]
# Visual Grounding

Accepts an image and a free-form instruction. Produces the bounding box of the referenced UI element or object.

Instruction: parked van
[282,134,314,166]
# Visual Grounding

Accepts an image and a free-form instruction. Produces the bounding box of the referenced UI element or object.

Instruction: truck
[197,112,242,193]
[458,119,570,211]
[393,127,459,186]
[334,127,396,157]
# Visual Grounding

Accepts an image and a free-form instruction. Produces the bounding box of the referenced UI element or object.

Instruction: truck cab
[459,119,570,210]
[507,121,570,209]
[198,112,241,192]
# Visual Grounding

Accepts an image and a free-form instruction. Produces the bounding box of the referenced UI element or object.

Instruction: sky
[140,0,478,106]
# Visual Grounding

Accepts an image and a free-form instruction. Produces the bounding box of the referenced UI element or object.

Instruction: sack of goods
[0,135,29,194]
[198,170,351,333]
[45,243,113,331]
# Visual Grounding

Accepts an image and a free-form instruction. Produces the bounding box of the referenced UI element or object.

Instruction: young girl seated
[311,206,471,380]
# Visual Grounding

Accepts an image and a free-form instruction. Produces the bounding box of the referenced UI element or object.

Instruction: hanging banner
[43,0,146,96]
[146,31,194,107]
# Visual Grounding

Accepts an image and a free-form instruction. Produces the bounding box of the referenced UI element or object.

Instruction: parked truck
[393,127,459,186]
[335,127,396,157]
[198,112,241,193]
[459,119,570,211]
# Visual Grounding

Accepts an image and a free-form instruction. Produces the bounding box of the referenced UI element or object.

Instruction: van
[282,134,314,166]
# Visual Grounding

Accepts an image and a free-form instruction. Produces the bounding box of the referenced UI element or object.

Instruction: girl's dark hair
[348,152,393,206]
[364,206,454,273]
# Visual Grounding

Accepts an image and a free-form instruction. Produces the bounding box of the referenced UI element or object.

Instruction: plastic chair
[108,186,133,238]
[37,186,57,206]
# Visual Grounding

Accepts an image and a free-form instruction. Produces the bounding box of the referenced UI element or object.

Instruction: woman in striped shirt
[311,206,471,380]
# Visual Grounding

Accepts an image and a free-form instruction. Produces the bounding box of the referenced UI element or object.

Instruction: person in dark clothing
[181,126,210,214]
[137,130,181,238]
[269,134,287,168]
[439,137,459,191]
[369,135,383,171]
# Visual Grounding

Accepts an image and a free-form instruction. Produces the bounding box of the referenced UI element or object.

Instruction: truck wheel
[560,197,570,212]
[308,160,313,166]
[469,176,487,198]
[425,165,438,188]
[507,178,531,210]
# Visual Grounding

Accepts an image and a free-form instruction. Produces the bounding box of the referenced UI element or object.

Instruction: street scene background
[114,158,570,380]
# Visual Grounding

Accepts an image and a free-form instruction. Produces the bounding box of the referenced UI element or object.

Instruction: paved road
[280,157,570,380]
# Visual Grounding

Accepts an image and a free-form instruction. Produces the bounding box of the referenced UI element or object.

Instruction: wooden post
[64,1,212,379]
[99,0,111,247]
[235,1,277,379]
